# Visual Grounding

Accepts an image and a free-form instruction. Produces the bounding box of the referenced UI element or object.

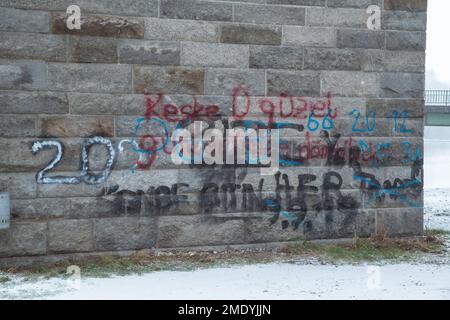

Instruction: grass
[282,234,445,263]
[425,228,450,236]
[2,231,447,279]
[8,252,277,280]
[0,276,11,283]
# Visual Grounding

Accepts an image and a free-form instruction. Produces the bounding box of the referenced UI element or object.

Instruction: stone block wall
[0,0,426,259]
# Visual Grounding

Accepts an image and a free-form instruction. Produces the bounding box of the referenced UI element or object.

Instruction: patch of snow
[1,263,449,300]
[425,189,450,231]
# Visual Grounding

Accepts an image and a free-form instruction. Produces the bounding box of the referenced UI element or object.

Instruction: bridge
[425,90,450,126]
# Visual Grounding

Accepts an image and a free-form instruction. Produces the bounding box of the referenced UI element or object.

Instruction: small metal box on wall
[0,193,10,230]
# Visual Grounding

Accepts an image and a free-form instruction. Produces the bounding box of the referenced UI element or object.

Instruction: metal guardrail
[425,90,450,106]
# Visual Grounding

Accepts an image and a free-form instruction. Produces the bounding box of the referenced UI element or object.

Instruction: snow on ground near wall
[1,263,449,300]
[424,127,450,231]
[425,189,450,231]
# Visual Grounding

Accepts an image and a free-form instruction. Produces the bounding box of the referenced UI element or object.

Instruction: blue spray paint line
[132,117,170,154]
[353,175,423,208]
[402,141,422,165]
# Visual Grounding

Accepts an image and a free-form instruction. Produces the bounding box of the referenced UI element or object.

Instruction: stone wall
[0,0,426,259]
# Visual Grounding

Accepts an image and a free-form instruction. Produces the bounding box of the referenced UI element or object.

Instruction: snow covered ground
[425,189,450,232]
[1,263,449,300]
[424,127,450,232]
[0,129,449,300]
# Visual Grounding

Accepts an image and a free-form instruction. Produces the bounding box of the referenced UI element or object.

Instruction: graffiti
[350,109,376,133]
[232,87,337,123]
[29,83,424,236]
[121,87,340,171]
[392,110,413,134]
[269,171,359,230]
[278,132,421,169]
[353,159,423,207]
[32,136,115,185]
[80,136,116,185]
[104,169,360,231]
[32,140,80,185]
[144,93,220,123]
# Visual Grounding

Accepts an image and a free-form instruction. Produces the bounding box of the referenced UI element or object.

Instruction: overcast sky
[426,0,450,89]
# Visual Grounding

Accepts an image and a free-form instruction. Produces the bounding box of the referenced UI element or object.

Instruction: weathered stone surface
[51,12,145,38]
[0,115,35,137]
[182,42,249,68]
[37,182,105,198]
[307,8,367,28]
[38,115,114,138]
[234,3,306,25]
[267,71,320,96]
[158,215,246,248]
[0,0,159,17]
[304,48,362,70]
[11,198,67,219]
[0,222,47,257]
[362,50,425,73]
[384,0,428,12]
[48,63,132,93]
[267,0,326,6]
[134,66,204,95]
[0,139,42,173]
[382,11,427,31]
[48,220,94,253]
[250,46,303,70]
[282,26,336,47]
[94,217,157,251]
[0,32,66,62]
[205,69,265,96]
[322,71,379,97]
[379,73,425,98]
[145,18,219,42]
[119,40,180,66]
[220,24,282,45]
[337,29,385,49]
[69,93,145,115]
[68,36,118,64]
[327,0,381,8]
[386,31,426,51]
[0,60,48,90]
[366,99,424,118]
[0,8,49,33]
[67,196,131,219]
[374,208,424,236]
[0,173,37,199]
[0,91,68,114]
[160,0,232,22]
